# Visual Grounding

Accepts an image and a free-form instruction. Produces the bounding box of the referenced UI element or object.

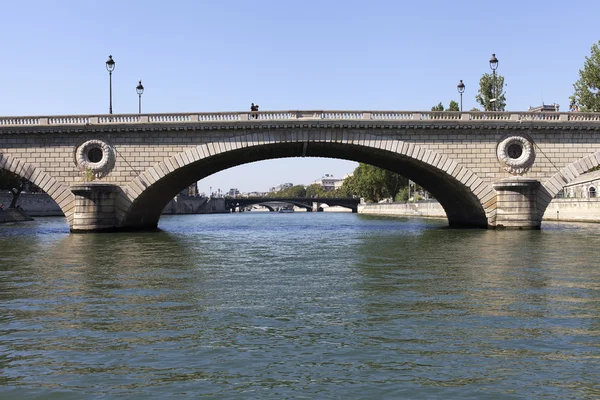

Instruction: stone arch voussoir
[538,151,600,219]
[386,139,497,226]
[0,153,75,222]
[120,133,497,228]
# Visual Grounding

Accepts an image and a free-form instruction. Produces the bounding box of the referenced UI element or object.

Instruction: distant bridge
[224,197,359,212]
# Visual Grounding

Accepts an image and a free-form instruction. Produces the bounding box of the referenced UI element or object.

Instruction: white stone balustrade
[0,117,41,125]
[2,111,600,127]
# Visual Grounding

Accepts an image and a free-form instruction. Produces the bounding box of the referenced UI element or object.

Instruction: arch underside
[233,200,313,211]
[0,153,74,222]
[229,199,357,211]
[539,151,600,220]
[120,141,492,229]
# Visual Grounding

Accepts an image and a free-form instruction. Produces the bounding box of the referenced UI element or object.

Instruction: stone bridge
[224,197,360,213]
[1,109,600,232]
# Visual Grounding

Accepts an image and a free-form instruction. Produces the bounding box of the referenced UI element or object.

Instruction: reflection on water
[1,214,600,398]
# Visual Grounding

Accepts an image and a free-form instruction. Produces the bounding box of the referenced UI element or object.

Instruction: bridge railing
[2,111,600,127]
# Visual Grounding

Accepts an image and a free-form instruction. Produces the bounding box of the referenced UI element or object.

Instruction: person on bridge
[250,103,260,119]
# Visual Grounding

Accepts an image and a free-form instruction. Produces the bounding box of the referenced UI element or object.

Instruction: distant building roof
[528,103,559,112]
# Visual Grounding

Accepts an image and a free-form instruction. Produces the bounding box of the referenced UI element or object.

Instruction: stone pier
[70,183,118,232]
[493,178,542,229]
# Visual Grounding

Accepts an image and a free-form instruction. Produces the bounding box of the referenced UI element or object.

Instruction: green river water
[1,213,599,399]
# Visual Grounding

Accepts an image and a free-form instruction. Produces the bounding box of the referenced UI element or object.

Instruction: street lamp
[489,53,499,111]
[105,55,116,114]
[136,80,144,114]
[457,80,465,112]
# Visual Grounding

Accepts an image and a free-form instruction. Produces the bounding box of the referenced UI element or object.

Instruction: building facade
[561,169,600,198]
[312,174,344,191]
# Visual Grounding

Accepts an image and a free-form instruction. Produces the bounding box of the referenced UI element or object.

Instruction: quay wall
[358,199,600,223]
[4,193,600,224]
[0,193,227,217]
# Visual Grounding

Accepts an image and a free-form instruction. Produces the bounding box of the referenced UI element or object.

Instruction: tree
[447,100,460,112]
[305,183,327,198]
[268,184,306,198]
[0,170,25,208]
[431,102,444,111]
[382,169,407,201]
[475,73,506,111]
[343,163,408,203]
[571,40,600,112]
[0,170,20,191]
[337,175,358,198]
[431,101,459,112]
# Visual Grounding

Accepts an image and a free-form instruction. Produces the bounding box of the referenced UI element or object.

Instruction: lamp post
[489,53,499,111]
[457,80,465,112]
[105,55,115,114]
[136,80,144,114]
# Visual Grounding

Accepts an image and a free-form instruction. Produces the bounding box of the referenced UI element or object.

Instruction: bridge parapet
[3,110,600,128]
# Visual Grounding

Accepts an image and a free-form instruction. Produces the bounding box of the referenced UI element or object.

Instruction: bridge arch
[117,133,496,229]
[539,151,600,219]
[0,153,75,222]
[228,199,314,212]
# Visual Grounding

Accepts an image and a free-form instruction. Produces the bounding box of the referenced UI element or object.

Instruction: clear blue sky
[2,0,598,194]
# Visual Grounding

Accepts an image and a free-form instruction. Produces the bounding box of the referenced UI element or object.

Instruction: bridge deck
[2,110,600,128]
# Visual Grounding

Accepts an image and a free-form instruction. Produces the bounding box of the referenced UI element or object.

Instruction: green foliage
[337,175,357,198]
[571,40,600,112]
[475,73,506,111]
[82,168,96,182]
[431,102,444,111]
[0,170,21,191]
[395,187,409,202]
[305,183,327,198]
[344,163,408,203]
[431,101,460,112]
[267,184,306,198]
[447,100,460,112]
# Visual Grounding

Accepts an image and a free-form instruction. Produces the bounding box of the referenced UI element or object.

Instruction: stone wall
[0,193,225,217]
[358,201,446,219]
[0,192,62,216]
[0,207,34,224]
[359,199,600,223]
[543,198,600,222]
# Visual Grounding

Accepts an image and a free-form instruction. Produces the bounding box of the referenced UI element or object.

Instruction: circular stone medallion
[75,139,115,177]
[496,136,535,175]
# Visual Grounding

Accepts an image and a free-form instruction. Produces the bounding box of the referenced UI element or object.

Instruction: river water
[1,213,599,399]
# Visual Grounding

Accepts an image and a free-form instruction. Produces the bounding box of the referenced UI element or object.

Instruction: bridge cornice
[1,110,600,134]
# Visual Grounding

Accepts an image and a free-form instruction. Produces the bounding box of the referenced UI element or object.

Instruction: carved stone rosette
[496,135,536,175]
[74,139,115,179]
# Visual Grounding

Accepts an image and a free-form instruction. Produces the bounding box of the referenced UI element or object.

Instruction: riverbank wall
[358,201,447,219]
[0,193,227,218]
[358,199,600,223]
[0,207,34,224]
[5,192,600,224]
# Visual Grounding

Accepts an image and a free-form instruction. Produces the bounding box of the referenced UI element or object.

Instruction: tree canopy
[0,170,21,192]
[341,163,408,203]
[571,40,600,112]
[475,73,506,111]
[431,101,459,112]
[266,184,306,198]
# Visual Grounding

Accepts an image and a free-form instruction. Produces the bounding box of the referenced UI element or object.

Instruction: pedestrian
[250,102,259,119]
